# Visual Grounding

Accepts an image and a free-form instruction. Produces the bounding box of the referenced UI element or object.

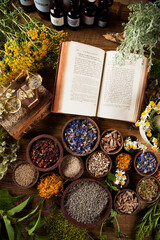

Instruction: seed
[61,156,82,178]
[14,163,36,187]
[137,177,159,201]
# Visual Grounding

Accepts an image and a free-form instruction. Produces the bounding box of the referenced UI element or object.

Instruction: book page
[53,41,105,116]
[97,51,148,122]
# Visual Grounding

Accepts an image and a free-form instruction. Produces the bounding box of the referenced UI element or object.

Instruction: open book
[53,41,148,122]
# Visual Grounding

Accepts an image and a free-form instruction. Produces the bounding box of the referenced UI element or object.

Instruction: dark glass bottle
[19,0,36,12]
[82,0,97,27]
[97,0,108,27]
[34,0,52,20]
[67,0,80,30]
[50,0,65,30]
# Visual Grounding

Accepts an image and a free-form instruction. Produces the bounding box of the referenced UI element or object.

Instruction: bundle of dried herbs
[135,199,160,240]
[45,206,89,240]
[116,1,160,71]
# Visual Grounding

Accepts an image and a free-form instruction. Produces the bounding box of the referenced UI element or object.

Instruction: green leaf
[27,215,45,230]
[34,235,50,240]
[7,195,34,216]
[155,228,160,240]
[107,172,116,181]
[99,235,108,239]
[18,200,44,222]
[111,185,120,192]
[26,211,42,235]
[110,209,118,218]
[0,190,25,211]
[3,215,15,240]
[15,222,22,240]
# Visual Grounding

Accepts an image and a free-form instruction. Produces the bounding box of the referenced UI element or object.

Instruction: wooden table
[0,11,159,240]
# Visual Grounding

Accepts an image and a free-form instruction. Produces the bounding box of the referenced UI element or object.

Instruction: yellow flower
[152,146,158,151]
[141,112,146,116]
[145,122,150,127]
[154,138,158,143]
[121,182,125,186]
[133,146,137,150]
[146,128,151,133]
[135,122,139,127]
[147,132,152,137]
[158,103,160,109]
[150,101,155,106]
[146,106,151,111]
[141,117,145,121]
[130,144,133,148]
[118,172,122,177]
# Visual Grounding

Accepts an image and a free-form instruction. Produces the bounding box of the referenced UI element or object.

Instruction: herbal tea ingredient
[154,169,160,181]
[64,181,109,224]
[87,151,111,177]
[30,138,60,168]
[64,119,98,154]
[14,163,36,187]
[135,198,160,240]
[101,130,122,152]
[137,178,159,201]
[114,169,127,188]
[136,152,157,174]
[61,155,82,178]
[116,153,132,170]
[115,190,139,214]
[46,206,88,240]
[124,136,147,151]
[37,173,63,198]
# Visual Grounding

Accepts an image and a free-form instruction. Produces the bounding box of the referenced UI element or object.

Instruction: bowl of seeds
[12,161,39,188]
[114,189,139,215]
[62,117,100,156]
[26,134,63,172]
[134,151,159,176]
[100,129,123,155]
[59,155,84,181]
[61,178,112,228]
[86,151,112,178]
[136,176,160,203]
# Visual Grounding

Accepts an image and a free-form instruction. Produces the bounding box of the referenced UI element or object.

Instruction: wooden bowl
[61,117,100,156]
[26,134,63,172]
[59,155,84,181]
[114,189,139,215]
[115,153,132,171]
[86,151,112,178]
[136,176,160,203]
[61,178,112,228]
[100,129,123,155]
[12,161,39,188]
[134,151,159,177]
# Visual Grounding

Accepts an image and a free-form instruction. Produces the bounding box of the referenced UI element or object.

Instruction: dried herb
[45,205,88,240]
[135,199,160,240]
[99,209,128,239]
[0,189,48,240]
[116,1,160,71]
[0,126,20,180]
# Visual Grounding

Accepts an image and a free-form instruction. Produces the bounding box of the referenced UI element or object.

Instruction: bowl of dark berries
[114,189,139,215]
[59,155,84,181]
[100,129,123,155]
[61,178,112,228]
[136,176,160,203]
[134,151,159,177]
[62,117,100,156]
[26,134,63,172]
[86,151,112,178]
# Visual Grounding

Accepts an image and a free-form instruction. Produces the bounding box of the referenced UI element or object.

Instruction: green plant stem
[99,221,105,237]
[115,216,120,233]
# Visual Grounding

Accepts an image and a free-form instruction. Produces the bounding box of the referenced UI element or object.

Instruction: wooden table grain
[0,12,159,240]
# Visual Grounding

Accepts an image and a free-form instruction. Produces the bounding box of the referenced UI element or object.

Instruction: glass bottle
[67,0,80,30]
[82,0,97,27]
[50,0,65,30]
[97,0,108,27]
[34,0,52,20]
[19,0,36,12]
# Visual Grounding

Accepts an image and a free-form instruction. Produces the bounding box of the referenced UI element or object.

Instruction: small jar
[34,0,52,20]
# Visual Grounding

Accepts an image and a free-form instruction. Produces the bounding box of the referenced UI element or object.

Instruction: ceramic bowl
[100,129,123,155]
[26,134,63,172]
[136,176,160,203]
[12,161,39,188]
[59,155,84,181]
[61,117,100,156]
[134,151,159,177]
[86,151,112,178]
[114,189,139,215]
[61,178,112,228]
